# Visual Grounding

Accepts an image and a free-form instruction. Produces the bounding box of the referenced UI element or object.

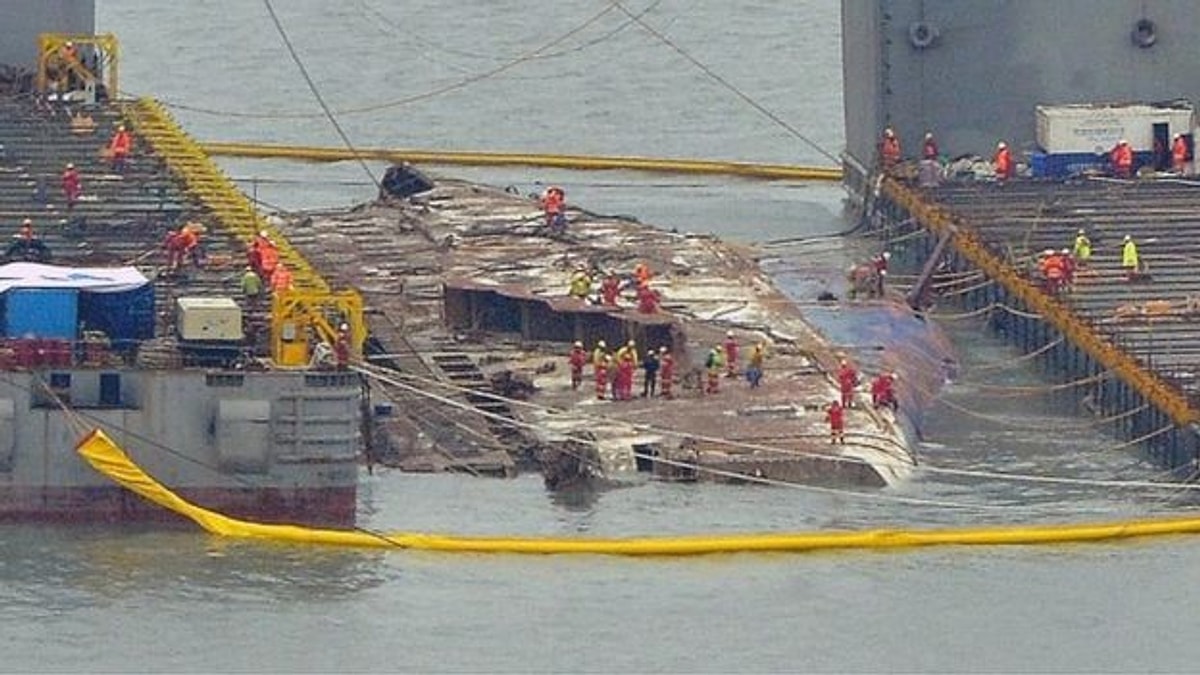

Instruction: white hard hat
[1124,234,1132,241]
[573,340,582,347]
[597,340,606,348]
[997,141,1007,149]
[726,331,733,338]
[882,251,891,259]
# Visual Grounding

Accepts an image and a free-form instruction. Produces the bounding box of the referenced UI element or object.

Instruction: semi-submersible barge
[843,1,1200,469]
[0,35,365,525]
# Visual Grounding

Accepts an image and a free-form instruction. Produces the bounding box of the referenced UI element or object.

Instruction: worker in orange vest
[1172,134,1189,174]
[879,127,901,172]
[1111,139,1134,178]
[253,230,280,283]
[1039,249,1066,295]
[107,124,131,173]
[271,263,294,293]
[993,141,1013,182]
[633,262,653,287]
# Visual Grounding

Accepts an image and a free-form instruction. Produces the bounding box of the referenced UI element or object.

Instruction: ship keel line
[76,427,1200,555]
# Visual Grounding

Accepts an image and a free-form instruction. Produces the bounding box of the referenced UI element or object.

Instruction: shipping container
[1036,102,1195,154]
[3,288,79,339]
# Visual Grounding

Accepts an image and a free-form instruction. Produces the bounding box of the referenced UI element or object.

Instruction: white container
[1036,102,1194,154]
[176,297,244,341]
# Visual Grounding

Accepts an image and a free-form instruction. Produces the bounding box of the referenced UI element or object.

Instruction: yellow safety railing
[36,32,119,98]
[199,141,843,181]
[123,98,367,362]
[76,426,1200,555]
[884,179,1200,426]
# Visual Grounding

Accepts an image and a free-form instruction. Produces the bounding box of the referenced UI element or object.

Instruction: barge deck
[875,175,1200,469]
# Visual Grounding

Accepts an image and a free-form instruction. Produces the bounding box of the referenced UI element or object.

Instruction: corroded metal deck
[877,175,1200,468]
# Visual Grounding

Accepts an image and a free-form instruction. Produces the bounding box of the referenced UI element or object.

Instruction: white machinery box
[176,297,244,341]
[1036,101,1195,154]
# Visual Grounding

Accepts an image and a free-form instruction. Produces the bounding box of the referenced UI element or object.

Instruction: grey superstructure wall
[843,0,1200,172]
[0,0,95,69]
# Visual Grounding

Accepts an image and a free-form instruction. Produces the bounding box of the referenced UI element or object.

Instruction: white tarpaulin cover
[0,263,150,294]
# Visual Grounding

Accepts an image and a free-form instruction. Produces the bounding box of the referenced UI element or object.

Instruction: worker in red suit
[616,352,635,401]
[826,400,846,445]
[879,127,901,172]
[836,359,859,408]
[635,281,660,314]
[568,341,588,391]
[1172,133,1189,174]
[540,186,566,233]
[61,162,81,210]
[333,323,351,370]
[922,131,939,161]
[1059,248,1075,292]
[600,272,621,306]
[722,331,739,378]
[871,251,891,296]
[871,371,898,411]
[993,141,1013,182]
[658,347,675,400]
[594,354,610,401]
[1111,139,1133,178]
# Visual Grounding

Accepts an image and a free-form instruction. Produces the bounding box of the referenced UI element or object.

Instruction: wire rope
[159,2,629,120]
[352,357,1200,496]
[612,1,839,166]
[261,0,380,190]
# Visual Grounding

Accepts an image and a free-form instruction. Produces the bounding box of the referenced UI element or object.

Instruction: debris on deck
[279,175,918,488]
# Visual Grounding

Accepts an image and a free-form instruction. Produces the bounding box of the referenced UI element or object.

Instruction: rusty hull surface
[280,178,914,487]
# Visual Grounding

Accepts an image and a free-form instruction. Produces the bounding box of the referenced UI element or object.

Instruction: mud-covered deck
[278,177,917,486]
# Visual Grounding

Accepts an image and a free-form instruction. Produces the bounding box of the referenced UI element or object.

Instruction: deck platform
[875,174,1200,469]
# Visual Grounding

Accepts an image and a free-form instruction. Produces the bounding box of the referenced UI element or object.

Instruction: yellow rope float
[75,428,1200,556]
